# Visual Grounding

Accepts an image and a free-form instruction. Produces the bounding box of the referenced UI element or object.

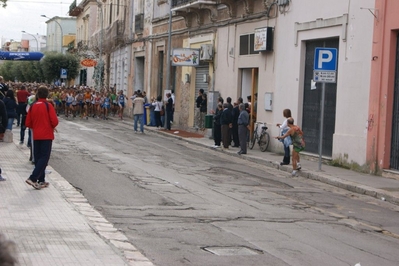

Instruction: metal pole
[164,0,172,129]
[318,82,326,171]
[96,0,103,91]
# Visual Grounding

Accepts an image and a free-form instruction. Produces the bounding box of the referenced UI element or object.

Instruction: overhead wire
[7,0,69,4]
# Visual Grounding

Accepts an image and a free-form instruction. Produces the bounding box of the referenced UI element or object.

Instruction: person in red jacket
[25,86,59,190]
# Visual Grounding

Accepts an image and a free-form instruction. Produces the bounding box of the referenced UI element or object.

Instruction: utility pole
[96,0,104,91]
[164,0,172,129]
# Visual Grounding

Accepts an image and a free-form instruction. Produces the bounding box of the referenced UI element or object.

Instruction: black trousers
[214,124,221,146]
[232,123,239,146]
[238,125,248,153]
[221,125,230,148]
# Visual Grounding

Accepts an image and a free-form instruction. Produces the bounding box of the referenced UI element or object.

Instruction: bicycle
[249,122,270,152]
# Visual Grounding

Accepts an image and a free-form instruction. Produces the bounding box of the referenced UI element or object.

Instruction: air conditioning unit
[200,44,213,61]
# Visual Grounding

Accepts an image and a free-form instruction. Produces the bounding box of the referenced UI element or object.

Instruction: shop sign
[171,48,200,66]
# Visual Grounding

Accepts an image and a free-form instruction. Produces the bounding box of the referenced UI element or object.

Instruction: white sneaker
[297,163,301,170]
[0,175,6,181]
[291,170,298,177]
[214,145,220,148]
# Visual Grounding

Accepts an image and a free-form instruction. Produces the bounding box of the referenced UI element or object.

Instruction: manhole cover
[202,246,262,256]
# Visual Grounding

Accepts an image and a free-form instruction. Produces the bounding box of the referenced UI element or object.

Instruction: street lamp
[21,31,39,52]
[41,14,64,53]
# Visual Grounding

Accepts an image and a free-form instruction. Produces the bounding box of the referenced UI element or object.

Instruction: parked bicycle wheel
[249,131,256,149]
[259,132,270,152]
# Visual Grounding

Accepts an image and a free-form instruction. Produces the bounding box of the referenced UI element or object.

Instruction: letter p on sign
[314,48,337,71]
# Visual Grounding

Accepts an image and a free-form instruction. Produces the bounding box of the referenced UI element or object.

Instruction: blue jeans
[29,140,53,183]
[6,118,14,130]
[283,145,291,164]
[134,114,144,132]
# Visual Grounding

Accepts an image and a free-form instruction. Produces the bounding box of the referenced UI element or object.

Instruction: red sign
[80,59,97,67]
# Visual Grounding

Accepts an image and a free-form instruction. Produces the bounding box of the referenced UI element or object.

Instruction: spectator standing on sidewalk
[152,95,163,129]
[276,117,305,176]
[276,108,292,166]
[165,92,173,130]
[212,102,223,148]
[231,101,240,147]
[220,102,233,149]
[3,90,17,131]
[0,76,8,100]
[195,89,204,130]
[0,98,7,181]
[17,85,30,144]
[237,103,249,155]
[0,98,7,140]
[25,86,59,189]
[16,85,30,127]
[132,92,145,133]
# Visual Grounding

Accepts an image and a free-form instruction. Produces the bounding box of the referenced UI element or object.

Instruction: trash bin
[205,114,213,129]
[144,104,151,125]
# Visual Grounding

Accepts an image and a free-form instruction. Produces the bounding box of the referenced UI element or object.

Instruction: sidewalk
[141,124,399,206]
[0,138,154,266]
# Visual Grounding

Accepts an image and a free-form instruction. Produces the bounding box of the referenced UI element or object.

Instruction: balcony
[171,0,217,11]
[69,0,83,16]
[171,0,218,26]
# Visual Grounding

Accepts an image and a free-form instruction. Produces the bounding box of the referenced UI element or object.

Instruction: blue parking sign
[314,48,337,71]
[60,68,67,79]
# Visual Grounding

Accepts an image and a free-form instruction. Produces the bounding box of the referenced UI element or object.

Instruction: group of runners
[50,87,128,120]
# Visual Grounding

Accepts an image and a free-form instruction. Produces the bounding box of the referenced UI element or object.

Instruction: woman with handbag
[276,109,292,166]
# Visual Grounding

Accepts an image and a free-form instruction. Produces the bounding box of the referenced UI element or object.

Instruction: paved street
[2,116,399,265]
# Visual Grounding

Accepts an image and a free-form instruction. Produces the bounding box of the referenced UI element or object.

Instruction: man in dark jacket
[0,76,8,100]
[195,89,204,130]
[220,102,232,149]
[25,86,59,190]
[231,101,240,147]
[0,99,7,138]
[0,99,7,181]
[237,103,249,155]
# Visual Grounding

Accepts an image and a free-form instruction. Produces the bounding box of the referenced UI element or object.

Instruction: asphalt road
[49,116,399,266]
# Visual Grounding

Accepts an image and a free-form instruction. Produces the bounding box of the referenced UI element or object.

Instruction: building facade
[367,0,399,174]
[69,0,393,173]
[69,0,99,86]
[43,16,77,53]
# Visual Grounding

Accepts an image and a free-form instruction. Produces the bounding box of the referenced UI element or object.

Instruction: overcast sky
[0,0,71,43]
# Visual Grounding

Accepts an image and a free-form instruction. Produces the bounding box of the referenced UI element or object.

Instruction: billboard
[171,48,200,66]
[0,51,44,61]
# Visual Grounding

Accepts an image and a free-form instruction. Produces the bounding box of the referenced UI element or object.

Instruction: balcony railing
[172,0,196,8]
[69,0,83,16]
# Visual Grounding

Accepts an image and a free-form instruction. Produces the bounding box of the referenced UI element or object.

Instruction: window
[239,33,259,55]
[109,3,113,24]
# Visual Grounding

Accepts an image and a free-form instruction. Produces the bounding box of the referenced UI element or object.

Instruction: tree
[41,52,80,82]
[0,61,13,81]
[1,0,7,8]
